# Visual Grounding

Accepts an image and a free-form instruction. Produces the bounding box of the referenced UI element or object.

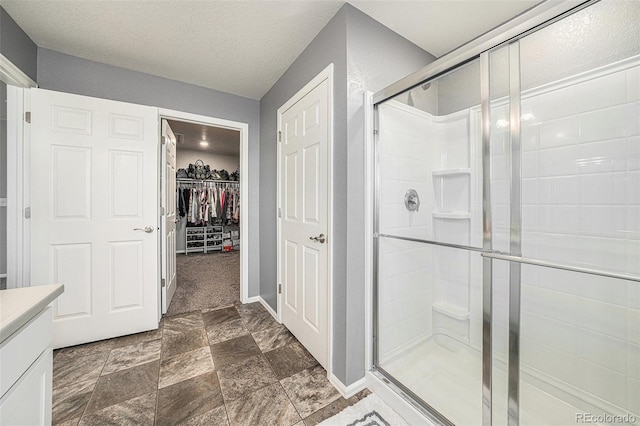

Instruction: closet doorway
[160,113,245,316]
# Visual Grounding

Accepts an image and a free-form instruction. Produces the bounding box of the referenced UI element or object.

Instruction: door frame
[158,108,250,312]
[4,54,37,289]
[276,64,334,378]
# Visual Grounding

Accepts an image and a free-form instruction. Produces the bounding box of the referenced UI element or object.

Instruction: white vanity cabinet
[0,284,64,425]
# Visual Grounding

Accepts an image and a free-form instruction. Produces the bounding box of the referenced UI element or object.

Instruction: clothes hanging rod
[176,178,239,184]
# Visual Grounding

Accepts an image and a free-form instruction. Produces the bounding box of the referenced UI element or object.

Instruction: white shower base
[381,337,635,426]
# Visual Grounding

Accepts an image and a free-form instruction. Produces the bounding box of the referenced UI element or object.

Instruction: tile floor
[52,302,369,426]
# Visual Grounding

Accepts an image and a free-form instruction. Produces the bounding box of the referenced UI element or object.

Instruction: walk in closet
[165,119,241,315]
[178,179,240,254]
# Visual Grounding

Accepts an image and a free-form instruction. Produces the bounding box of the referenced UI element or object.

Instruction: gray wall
[37,48,261,299]
[342,5,435,385]
[259,3,435,386]
[0,7,37,82]
[259,8,348,311]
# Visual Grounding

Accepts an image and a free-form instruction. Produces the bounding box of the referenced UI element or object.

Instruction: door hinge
[24,207,31,219]
[278,131,282,142]
[160,206,165,215]
[25,111,31,123]
[278,284,282,294]
[161,135,167,145]
[278,207,281,218]
[161,278,166,288]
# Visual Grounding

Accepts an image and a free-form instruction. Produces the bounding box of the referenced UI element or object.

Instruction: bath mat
[318,393,410,426]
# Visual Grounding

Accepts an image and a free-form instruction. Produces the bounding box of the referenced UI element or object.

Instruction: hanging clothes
[177,180,240,226]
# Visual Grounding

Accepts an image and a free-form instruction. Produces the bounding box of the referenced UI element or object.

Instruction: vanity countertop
[0,284,64,344]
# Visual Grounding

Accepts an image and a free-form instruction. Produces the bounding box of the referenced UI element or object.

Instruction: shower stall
[371,1,640,425]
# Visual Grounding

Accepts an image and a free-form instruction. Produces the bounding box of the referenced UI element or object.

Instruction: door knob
[134,226,154,233]
[309,233,326,244]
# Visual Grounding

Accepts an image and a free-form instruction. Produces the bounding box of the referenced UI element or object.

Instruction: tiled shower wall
[378,102,433,362]
[491,60,640,415]
[378,58,639,415]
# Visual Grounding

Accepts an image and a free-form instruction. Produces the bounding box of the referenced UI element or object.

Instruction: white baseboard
[244,295,260,303]
[329,374,367,399]
[242,296,279,322]
[258,297,278,321]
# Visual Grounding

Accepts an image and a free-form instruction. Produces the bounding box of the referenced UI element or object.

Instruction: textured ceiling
[1,0,543,100]
[350,0,543,58]
[167,120,240,155]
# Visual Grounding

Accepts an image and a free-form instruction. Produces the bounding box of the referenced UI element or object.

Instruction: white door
[161,119,177,314]
[30,88,159,348]
[279,77,330,369]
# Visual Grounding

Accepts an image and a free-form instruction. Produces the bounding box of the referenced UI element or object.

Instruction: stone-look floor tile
[235,301,267,318]
[226,383,301,426]
[217,354,278,402]
[159,346,215,389]
[252,324,296,352]
[156,372,224,426]
[264,342,319,380]
[210,334,261,368]
[85,360,159,414]
[301,389,371,426]
[54,339,117,363]
[55,417,81,426]
[53,379,97,408]
[78,392,156,426]
[54,352,109,389]
[163,311,204,336]
[206,318,248,345]
[52,391,92,425]
[111,328,162,349]
[101,339,161,375]
[281,365,341,418]
[202,306,240,327]
[180,405,229,426]
[161,328,208,359]
[240,311,279,333]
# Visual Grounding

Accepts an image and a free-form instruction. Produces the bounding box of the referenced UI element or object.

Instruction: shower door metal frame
[370,1,606,425]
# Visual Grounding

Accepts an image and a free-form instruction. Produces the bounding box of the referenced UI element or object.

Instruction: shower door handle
[309,234,326,244]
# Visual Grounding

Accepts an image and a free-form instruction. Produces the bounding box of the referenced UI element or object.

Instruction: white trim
[0,53,37,88]
[276,63,334,380]
[329,374,367,399]
[364,91,374,372]
[365,372,436,426]
[244,295,278,321]
[6,86,27,288]
[158,108,251,306]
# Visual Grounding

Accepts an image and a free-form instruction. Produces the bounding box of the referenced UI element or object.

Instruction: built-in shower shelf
[432,168,471,177]
[432,302,470,321]
[432,212,471,220]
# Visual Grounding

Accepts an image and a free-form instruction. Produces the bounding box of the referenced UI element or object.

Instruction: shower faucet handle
[405,189,420,212]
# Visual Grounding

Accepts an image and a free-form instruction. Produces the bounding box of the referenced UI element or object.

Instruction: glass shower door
[375,58,485,425]
[514,1,640,423]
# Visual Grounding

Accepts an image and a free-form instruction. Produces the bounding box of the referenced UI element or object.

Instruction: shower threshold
[378,337,637,426]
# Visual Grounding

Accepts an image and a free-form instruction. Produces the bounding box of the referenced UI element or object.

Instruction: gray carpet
[167,251,240,316]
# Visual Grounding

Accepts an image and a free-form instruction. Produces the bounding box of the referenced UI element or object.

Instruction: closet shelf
[432,212,471,219]
[432,168,471,177]
[432,301,470,321]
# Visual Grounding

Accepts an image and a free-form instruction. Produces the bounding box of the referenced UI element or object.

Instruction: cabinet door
[0,349,52,426]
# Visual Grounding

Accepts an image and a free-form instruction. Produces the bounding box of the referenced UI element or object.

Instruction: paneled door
[161,119,177,314]
[30,88,159,348]
[278,74,331,369]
